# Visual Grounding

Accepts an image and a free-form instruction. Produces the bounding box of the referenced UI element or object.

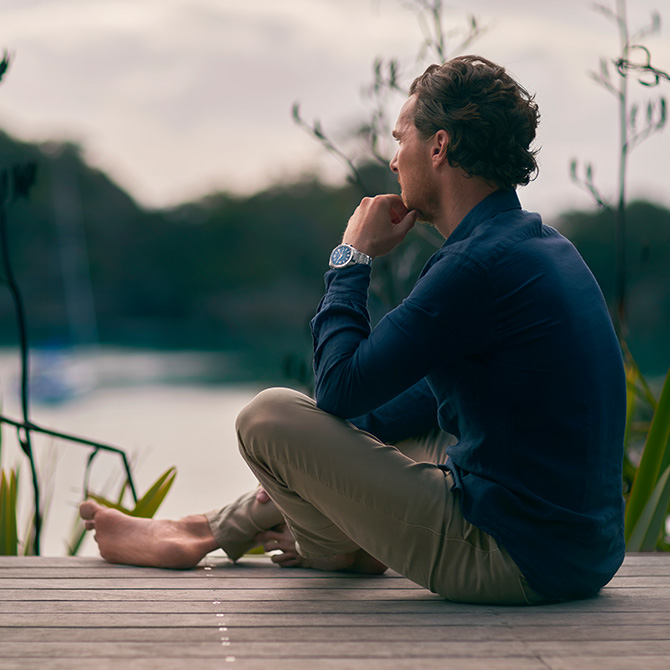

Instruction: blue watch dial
[331,245,352,266]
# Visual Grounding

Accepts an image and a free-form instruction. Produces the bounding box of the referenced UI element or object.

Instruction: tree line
[0,130,668,381]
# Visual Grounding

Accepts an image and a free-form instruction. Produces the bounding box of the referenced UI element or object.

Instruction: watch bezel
[330,244,354,268]
[329,244,372,269]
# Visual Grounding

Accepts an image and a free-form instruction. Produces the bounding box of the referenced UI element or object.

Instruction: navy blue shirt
[311,189,626,601]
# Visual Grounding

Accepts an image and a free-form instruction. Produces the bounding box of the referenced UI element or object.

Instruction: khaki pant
[206,387,544,605]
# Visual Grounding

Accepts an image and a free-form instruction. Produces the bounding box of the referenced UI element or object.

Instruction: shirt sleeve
[347,378,439,444]
[310,250,494,419]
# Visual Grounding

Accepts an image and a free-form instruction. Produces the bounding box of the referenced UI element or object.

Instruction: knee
[236,387,312,456]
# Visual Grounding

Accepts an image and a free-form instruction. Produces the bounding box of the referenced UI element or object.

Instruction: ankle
[177,515,219,552]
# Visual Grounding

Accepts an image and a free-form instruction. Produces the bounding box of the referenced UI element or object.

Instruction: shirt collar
[443,189,522,247]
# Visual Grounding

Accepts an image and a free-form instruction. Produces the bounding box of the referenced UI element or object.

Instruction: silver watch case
[329,244,372,269]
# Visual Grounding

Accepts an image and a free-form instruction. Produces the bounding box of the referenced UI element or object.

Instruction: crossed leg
[81,387,540,603]
[79,390,446,573]
[79,494,385,572]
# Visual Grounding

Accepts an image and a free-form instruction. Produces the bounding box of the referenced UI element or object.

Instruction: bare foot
[79,500,219,569]
[255,525,387,574]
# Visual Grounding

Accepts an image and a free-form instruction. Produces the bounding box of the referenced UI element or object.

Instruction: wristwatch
[329,244,373,269]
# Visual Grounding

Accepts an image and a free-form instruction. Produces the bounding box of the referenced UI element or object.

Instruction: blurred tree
[292,0,486,310]
[557,200,670,375]
[570,0,668,338]
[0,125,668,378]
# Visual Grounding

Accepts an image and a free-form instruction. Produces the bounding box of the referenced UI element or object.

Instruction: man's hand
[255,523,304,567]
[342,194,417,258]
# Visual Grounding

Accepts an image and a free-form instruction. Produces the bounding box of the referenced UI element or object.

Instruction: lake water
[0,348,268,557]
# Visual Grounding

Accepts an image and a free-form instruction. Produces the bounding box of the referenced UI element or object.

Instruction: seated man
[81,55,626,605]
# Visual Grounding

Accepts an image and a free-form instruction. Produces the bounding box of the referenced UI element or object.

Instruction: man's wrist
[329,243,373,269]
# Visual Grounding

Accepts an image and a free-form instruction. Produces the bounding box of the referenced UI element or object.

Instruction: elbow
[314,385,343,417]
[313,356,365,418]
[314,377,356,418]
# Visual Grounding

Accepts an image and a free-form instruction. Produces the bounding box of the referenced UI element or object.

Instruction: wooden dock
[1,553,669,669]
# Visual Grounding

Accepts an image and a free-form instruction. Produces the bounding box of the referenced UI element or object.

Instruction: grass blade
[625,366,670,543]
[85,467,177,519]
[131,467,177,518]
[0,469,19,556]
[627,465,670,551]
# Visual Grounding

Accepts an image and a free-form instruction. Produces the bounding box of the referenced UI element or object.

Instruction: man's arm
[311,194,493,420]
[347,378,439,445]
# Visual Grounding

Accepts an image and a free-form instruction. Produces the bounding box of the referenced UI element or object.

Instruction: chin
[404,200,431,224]
[416,213,436,226]
[401,190,432,223]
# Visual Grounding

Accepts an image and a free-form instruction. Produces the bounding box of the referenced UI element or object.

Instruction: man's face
[390,95,438,222]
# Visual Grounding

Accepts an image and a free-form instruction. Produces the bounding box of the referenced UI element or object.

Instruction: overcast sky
[0,0,668,219]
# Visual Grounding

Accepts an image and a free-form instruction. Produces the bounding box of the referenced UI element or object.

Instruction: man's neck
[433,175,499,240]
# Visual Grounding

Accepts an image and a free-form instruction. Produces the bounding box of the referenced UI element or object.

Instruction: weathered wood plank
[2,569,669,590]
[3,610,670,629]
[5,623,670,643]
[0,588,430,603]
[0,589,221,601]
[613,565,670,576]
[0,550,659,565]
[0,552,662,569]
[1,587,668,605]
[1,627,224,643]
[0,594,669,615]
[528,640,670,656]
[0,553,669,670]
[218,610,670,626]
[0,577,409,590]
[542,657,670,670]
[0,640,538,659]
[0,658,553,670]
[0,556,381,578]
[4,639,670,660]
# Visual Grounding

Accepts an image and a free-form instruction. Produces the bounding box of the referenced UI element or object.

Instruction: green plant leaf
[627,464,670,551]
[625,365,670,544]
[245,546,266,555]
[131,467,177,518]
[623,363,639,450]
[66,517,87,557]
[86,492,132,515]
[0,469,19,556]
[86,467,177,519]
[0,395,3,465]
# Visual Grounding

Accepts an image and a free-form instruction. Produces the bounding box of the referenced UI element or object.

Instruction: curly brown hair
[408,55,540,189]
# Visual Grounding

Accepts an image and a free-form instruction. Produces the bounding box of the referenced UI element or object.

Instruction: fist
[342,194,417,258]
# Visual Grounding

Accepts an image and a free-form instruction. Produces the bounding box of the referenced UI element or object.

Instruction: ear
[430,130,449,168]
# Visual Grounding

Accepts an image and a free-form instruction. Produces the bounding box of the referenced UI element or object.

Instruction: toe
[79,500,102,520]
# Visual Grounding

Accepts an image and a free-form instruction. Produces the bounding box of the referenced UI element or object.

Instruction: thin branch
[0,166,42,554]
[0,156,141,553]
[587,70,620,96]
[625,97,667,150]
[292,103,373,196]
[591,2,619,23]
[569,159,610,209]
[631,10,661,42]
[616,45,670,87]
[0,414,139,503]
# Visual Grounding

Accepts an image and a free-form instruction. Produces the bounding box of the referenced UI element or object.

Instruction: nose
[389,150,399,174]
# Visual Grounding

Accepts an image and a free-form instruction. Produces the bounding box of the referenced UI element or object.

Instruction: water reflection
[0,348,262,556]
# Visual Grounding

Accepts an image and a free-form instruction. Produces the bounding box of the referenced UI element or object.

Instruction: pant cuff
[205,489,284,561]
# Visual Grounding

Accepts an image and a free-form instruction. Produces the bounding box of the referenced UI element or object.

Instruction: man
[81,55,626,604]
